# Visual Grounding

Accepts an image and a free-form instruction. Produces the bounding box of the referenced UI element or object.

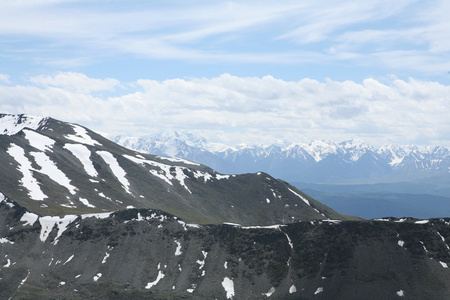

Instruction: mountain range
[2,113,450,299]
[112,132,450,185]
[112,132,450,219]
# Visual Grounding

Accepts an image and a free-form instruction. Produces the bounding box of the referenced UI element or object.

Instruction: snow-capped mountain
[0,113,344,224]
[2,113,450,299]
[113,133,450,184]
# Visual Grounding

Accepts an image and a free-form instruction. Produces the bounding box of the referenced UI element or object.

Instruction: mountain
[113,132,450,219]
[2,114,450,299]
[112,133,450,185]
[2,196,450,299]
[0,113,346,225]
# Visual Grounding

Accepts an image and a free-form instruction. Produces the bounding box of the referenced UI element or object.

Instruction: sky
[1,0,450,146]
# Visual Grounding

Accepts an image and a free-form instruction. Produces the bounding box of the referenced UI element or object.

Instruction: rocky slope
[2,196,450,299]
[0,113,346,225]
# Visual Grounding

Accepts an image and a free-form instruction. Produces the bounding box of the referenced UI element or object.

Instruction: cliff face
[2,198,450,300]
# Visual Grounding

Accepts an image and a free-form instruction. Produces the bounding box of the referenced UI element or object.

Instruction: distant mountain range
[112,132,450,185]
[112,132,450,219]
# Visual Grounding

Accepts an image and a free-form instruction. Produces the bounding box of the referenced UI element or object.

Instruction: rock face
[2,198,450,300]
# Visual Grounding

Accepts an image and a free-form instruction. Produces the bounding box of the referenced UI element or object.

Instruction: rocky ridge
[2,195,450,299]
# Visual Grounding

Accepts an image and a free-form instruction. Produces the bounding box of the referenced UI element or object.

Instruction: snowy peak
[0,113,48,136]
[114,133,450,184]
[113,131,229,156]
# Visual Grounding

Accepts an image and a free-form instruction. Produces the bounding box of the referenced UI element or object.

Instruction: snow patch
[7,144,47,200]
[193,170,213,182]
[288,188,310,206]
[439,261,448,268]
[0,237,14,244]
[187,283,197,293]
[23,129,55,151]
[281,231,294,250]
[145,270,165,289]
[222,277,235,299]
[80,212,112,219]
[437,231,450,250]
[93,273,102,282]
[396,289,405,297]
[174,240,182,256]
[289,285,297,293]
[39,215,78,243]
[314,287,324,295]
[125,154,188,188]
[18,270,30,288]
[4,258,11,267]
[63,255,74,265]
[263,287,275,297]
[224,222,282,230]
[398,240,405,247]
[102,252,110,264]
[196,251,208,269]
[98,151,132,194]
[0,114,47,135]
[31,151,77,194]
[79,197,95,208]
[420,241,428,252]
[415,220,429,224]
[216,174,232,180]
[65,124,101,146]
[64,143,98,177]
[186,223,201,228]
[20,212,39,226]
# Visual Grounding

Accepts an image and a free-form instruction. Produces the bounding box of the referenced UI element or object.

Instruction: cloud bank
[1,72,449,146]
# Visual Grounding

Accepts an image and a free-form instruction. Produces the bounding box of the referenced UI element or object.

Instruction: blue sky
[1,0,450,146]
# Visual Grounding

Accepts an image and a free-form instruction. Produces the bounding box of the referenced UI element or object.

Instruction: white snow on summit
[0,114,47,136]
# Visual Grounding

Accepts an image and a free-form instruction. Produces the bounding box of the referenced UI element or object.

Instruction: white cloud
[29,72,120,94]
[1,73,450,147]
[0,0,448,77]
[0,74,11,84]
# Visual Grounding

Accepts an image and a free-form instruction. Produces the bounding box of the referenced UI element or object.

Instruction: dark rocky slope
[2,197,450,300]
[0,113,349,225]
